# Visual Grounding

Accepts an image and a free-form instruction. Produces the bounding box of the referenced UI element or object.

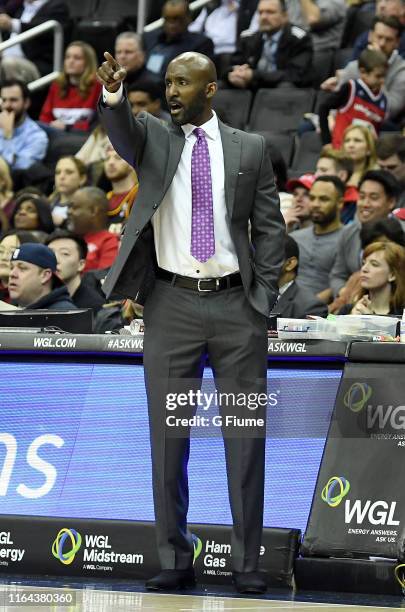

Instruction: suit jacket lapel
[162,124,186,196]
[219,121,241,220]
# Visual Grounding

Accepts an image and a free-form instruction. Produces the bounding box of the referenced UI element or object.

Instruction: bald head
[165,52,218,126]
[169,52,217,84]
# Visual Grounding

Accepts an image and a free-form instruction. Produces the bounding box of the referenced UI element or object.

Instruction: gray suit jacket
[99,97,285,316]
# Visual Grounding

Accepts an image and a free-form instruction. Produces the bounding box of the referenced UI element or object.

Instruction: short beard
[170,91,207,126]
[312,209,338,227]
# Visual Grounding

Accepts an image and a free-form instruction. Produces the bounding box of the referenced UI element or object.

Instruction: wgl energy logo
[321,476,350,507]
[344,382,405,432]
[344,383,372,413]
[322,477,400,526]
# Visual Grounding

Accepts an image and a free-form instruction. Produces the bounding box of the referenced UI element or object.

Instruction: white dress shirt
[103,85,239,278]
[189,0,239,55]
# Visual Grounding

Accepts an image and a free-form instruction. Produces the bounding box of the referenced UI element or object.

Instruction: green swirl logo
[192,534,203,564]
[344,383,372,413]
[321,476,351,507]
[52,528,82,565]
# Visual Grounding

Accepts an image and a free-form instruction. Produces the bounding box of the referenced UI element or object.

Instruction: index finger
[104,51,120,69]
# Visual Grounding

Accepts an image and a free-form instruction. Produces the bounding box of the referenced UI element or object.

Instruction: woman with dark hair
[11,193,55,240]
[0,229,39,302]
[39,41,101,133]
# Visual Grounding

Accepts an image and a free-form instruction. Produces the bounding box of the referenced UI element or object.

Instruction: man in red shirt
[67,187,119,272]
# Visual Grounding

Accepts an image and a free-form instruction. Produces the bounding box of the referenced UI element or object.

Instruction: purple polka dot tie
[190,127,215,263]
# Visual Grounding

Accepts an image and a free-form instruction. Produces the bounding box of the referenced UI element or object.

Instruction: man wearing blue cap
[8,243,76,310]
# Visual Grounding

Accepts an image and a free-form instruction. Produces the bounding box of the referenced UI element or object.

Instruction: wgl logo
[367,405,405,430]
[344,500,400,526]
[322,476,400,526]
[344,383,372,413]
[321,476,350,507]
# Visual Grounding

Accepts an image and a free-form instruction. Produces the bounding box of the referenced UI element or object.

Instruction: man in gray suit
[97,50,285,594]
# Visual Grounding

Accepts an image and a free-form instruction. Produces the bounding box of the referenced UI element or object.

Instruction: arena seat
[44,132,88,170]
[313,89,332,114]
[333,48,354,72]
[253,131,295,167]
[248,88,316,133]
[310,50,334,88]
[73,0,138,62]
[68,0,94,19]
[290,131,322,175]
[213,89,252,130]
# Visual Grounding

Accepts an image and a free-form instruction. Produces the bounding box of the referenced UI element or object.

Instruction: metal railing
[141,0,212,33]
[0,19,63,92]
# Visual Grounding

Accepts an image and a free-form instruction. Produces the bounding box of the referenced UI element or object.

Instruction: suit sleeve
[98,95,147,172]
[249,136,286,313]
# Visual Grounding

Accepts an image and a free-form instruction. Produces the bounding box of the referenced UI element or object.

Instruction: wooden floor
[0,583,403,611]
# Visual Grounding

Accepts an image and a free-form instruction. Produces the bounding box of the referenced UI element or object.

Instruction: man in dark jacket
[143,0,214,81]
[0,0,69,78]
[271,235,328,320]
[46,230,106,313]
[8,243,76,310]
[227,0,313,89]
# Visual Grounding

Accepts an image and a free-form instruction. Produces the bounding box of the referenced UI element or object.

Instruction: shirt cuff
[11,18,21,33]
[102,83,123,106]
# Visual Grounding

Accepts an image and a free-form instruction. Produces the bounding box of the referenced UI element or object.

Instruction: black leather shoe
[232,571,267,594]
[146,569,196,591]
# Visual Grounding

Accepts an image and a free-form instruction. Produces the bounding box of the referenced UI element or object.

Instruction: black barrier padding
[0,516,300,587]
[399,528,405,562]
[294,557,403,595]
[301,362,405,559]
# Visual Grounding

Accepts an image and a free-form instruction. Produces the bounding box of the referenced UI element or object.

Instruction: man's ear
[206,81,217,100]
[24,98,31,111]
[40,268,53,286]
[78,259,86,274]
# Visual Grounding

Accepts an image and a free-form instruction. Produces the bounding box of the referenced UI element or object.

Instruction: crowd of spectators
[0,0,404,331]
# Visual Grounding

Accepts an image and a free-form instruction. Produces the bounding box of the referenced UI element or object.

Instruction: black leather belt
[156,268,243,292]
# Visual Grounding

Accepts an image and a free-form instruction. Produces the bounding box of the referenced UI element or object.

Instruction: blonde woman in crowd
[341,124,378,187]
[39,41,102,133]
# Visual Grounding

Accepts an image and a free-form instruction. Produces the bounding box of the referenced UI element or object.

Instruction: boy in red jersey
[319,48,388,149]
